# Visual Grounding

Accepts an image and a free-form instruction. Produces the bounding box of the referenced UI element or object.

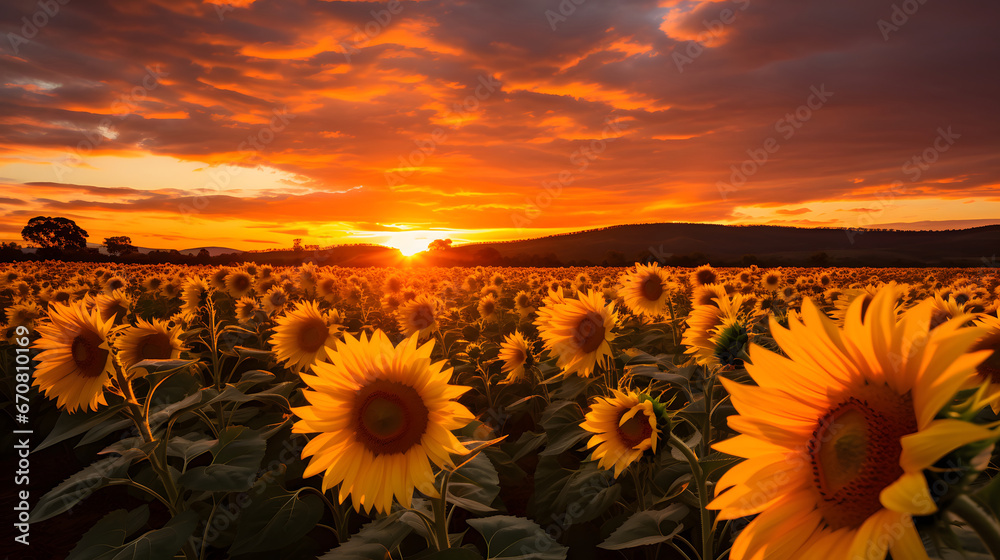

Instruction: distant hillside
[420,223,1000,267]
[179,247,244,257]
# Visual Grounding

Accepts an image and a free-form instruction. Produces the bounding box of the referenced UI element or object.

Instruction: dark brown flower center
[695,269,717,286]
[72,331,107,378]
[640,275,663,301]
[296,318,329,353]
[231,275,250,291]
[574,312,606,353]
[616,408,653,449]
[809,386,916,530]
[411,305,435,329]
[138,332,174,360]
[352,380,429,455]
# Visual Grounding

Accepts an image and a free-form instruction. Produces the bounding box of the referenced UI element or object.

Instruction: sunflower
[709,290,997,559]
[761,270,782,291]
[114,318,186,372]
[396,294,443,340]
[498,331,533,382]
[5,301,44,329]
[224,269,254,299]
[683,293,749,368]
[620,262,674,316]
[33,300,115,413]
[235,296,258,324]
[476,293,499,323]
[535,289,618,377]
[181,276,211,317]
[513,290,535,319]
[95,289,132,323]
[689,264,718,287]
[581,390,660,478]
[970,314,1000,414]
[293,331,473,513]
[270,300,343,373]
[262,286,289,315]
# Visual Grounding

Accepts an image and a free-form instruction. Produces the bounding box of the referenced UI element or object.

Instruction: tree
[104,236,137,256]
[21,216,89,250]
[428,238,453,251]
[292,238,303,252]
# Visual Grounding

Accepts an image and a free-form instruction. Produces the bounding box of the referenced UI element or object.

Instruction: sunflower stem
[433,471,452,550]
[669,431,713,560]
[949,493,1000,558]
[701,371,715,459]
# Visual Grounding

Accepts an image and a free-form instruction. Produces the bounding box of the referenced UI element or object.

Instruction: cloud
[0,0,997,248]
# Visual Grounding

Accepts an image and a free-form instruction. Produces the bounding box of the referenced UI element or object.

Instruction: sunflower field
[3,262,999,559]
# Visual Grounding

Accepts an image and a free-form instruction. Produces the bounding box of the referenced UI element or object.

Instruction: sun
[385,232,431,256]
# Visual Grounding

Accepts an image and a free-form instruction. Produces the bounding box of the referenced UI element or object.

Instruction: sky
[1,0,999,254]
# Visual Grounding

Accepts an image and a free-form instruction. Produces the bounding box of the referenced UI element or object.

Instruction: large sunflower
[270,300,343,373]
[620,262,674,317]
[33,300,115,413]
[709,290,996,559]
[581,389,660,478]
[114,318,186,372]
[535,289,618,377]
[293,331,473,513]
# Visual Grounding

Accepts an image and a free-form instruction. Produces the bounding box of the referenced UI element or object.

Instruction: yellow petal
[879,472,936,515]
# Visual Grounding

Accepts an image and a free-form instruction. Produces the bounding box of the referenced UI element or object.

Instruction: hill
[417,223,1000,267]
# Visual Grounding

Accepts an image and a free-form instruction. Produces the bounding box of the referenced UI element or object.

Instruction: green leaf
[77,417,133,447]
[147,388,219,432]
[974,474,1000,517]
[538,400,587,456]
[204,382,292,409]
[507,431,546,462]
[599,504,688,550]
[318,512,413,560]
[230,487,324,555]
[466,515,568,560]
[32,448,146,523]
[233,346,276,361]
[235,369,276,390]
[35,404,126,452]
[447,450,501,514]
[98,510,199,560]
[177,426,266,492]
[127,359,196,376]
[165,434,216,465]
[67,506,150,560]
[531,456,619,525]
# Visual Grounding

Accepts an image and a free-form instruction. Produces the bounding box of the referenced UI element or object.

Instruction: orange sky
[1,0,998,253]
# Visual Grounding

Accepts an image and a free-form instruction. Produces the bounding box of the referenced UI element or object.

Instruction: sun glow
[385,232,432,256]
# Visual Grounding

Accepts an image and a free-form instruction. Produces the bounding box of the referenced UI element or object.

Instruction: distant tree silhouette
[104,236,137,256]
[21,216,89,250]
[292,238,303,252]
[429,238,453,251]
